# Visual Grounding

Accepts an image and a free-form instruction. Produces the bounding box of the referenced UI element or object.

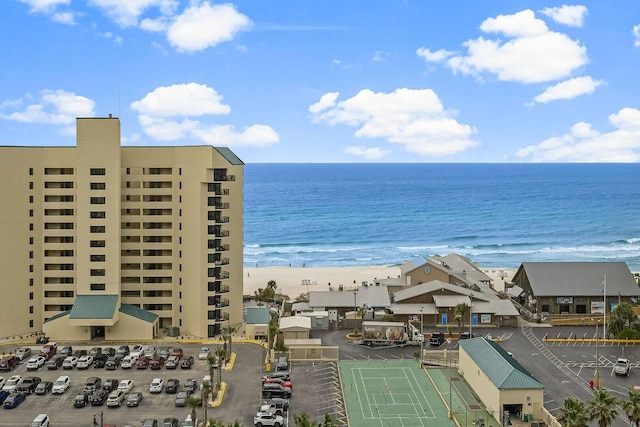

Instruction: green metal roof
[69,295,119,319]
[459,338,544,390]
[43,310,70,323]
[214,147,244,165]
[245,306,271,324]
[119,303,159,323]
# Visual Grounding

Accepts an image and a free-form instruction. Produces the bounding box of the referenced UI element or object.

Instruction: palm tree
[207,352,218,393]
[623,388,640,426]
[201,378,212,426]
[226,326,235,362]
[608,302,638,337]
[293,412,317,427]
[320,414,338,427]
[453,303,468,335]
[215,346,226,389]
[556,397,589,427]
[268,311,279,352]
[185,396,200,426]
[587,388,619,427]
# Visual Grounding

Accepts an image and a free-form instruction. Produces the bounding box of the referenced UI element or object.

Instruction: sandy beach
[243,265,516,299]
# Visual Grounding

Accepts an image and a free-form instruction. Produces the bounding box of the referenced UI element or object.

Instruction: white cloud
[166,3,252,53]
[140,17,167,32]
[534,76,604,103]
[102,32,124,45]
[0,89,95,125]
[88,0,178,27]
[515,107,640,162]
[540,5,588,27]
[419,9,588,84]
[344,146,391,160]
[372,51,389,62]
[310,88,478,157]
[20,0,77,24]
[130,83,231,117]
[634,25,640,48]
[130,83,278,147]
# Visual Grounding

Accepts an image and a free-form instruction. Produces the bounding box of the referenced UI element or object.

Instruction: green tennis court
[339,360,456,427]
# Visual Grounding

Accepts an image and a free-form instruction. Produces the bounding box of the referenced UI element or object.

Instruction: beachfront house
[510,262,640,319]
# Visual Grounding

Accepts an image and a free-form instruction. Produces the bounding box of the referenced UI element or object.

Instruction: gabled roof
[119,304,158,323]
[439,254,493,283]
[460,338,544,390]
[393,281,490,303]
[70,295,119,319]
[400,256,428,276]
[389,303,438,315]
[309,286,390,309]
[515,262,639,297]
[245,306,271,324]
[279,315,311,330]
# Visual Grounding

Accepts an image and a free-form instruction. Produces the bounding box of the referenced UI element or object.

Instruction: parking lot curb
[210,382,227,407]
[223,352,237,371]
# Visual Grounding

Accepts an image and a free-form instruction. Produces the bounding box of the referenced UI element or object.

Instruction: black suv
[84,377,102,394]
[165,379,180,394]
[262,383,292,399]
[429,331,445,346]
[103,378,119,392]
[89,389,109,406]
[93,354,108,368]
[16,376,41,394]
[105,355,123,370]
[74,393,89,408]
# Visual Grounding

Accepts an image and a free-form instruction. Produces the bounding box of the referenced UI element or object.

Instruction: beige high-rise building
[0,116,243,340]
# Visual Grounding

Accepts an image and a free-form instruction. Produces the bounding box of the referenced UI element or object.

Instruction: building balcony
[214,258,230,266]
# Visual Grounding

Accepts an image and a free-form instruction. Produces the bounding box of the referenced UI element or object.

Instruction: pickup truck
[614,358,631,376]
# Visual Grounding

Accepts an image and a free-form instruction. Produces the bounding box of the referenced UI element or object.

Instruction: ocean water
[243,164,640,270]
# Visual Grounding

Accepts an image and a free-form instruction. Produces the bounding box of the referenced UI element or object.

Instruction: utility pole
[595,321,600,389]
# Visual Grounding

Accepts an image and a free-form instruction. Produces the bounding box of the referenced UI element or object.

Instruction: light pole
[448,337,453,419]
[353,291,357,335]
[595,320,600,389]
[469,293,473,337]
[92,411,103,427]
[420,306,424,335]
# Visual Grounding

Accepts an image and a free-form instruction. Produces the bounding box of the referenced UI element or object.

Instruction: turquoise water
[244,164,640,269]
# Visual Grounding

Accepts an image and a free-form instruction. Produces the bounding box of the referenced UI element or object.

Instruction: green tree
[201,378,212,426]
[587,388,619,427]
[320,414,338,427]
[556,397,589,427]
[185,396,200,426]
[207,352,218,392]
[608,302,638,337]
[268,310,279,352]
[294,412,317,427]
[623,387,640,426]
[453,303,468,335]
[226,326,235,362]
[215,346,226,389]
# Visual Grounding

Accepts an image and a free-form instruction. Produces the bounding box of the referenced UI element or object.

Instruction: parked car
[62,356,78,369]
[60,346,73,357]
[15,347,32,360]
[3,391,27,408]
[88,347,102,357]
[16,376,41,394]
[183,378,197,393]
[116,345,130,357]
[174,390,191,407]
[262,397,289,416]
[264,377,293,389]
[0,390,8,404]
[276,356,289,372]
[103,378,120,392]
[263,371,291,383]
[2,375,22,392]
[150,356,165,370]
[47,355,64,370]
[102,347,116,357]
[74,393,89,408]
[121,355,138,369]
[198,347,210,360]
[130,345,144,358]
[163,418,179,427]
[165,356,180,369]
[165,378,180,394]
[40,343,57,360]
[51,375,70,394]
[93,354,108,368]
[142,420,159,427]
[73,349,87,357]
[261,383,292,399]
[117,379,134,393]
[0,356,20,371]
[253,411,284,427]
[429,331,445,346]
[170,348,184,358]
[35,381,53,395]
[89,389,109,406]
[77,355,94,369]
[26,355,46,371]
[144,346,157,358]
[136,356,150,369]
[35,335,49,344]
[105,355,123,370]
[180,356,194,369]
[149,378,164,393]
[126,391,144,407]
[158,347,171,359]
[84,377,102,394]
[459,332,475,340]
[31,413,50,427]
[106,389,127,407]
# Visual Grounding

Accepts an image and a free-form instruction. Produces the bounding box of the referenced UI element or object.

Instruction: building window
[541,304,550,313]
[90,240,106,247]
[29,320,34,328]
[90,197,106,204]
[29,195,33,203]
[29,251,33,259]
[90,255,106,262]
[29,223,33,231]
[90,182,106,190]
[29,181,33,189]
[90,211,106,219]
[90,269,106,276]
[29,292,34,300]
[29,237,33,244]
[29,278,33,286]
[29,209,33,217]
[179,305,182,313]
[90,225,105,233]
[29,306,33,314]
[90,168,106,175]
[29,168,33,175]
[90,284,106,291]
[29,265,33,273]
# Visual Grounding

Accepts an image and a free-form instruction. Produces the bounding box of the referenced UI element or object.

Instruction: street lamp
[92,411,103,427]
[469,293,473,338]
[353,291,357,335]
[420,306,424,335]
[595,320,600,389]
[447,337,453,419]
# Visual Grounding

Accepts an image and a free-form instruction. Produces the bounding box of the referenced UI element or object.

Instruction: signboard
[480,314,491,324]
[591,301,605,314]
[556,297,574,304]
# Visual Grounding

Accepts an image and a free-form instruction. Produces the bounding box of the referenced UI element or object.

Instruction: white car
[117,379,134,393]
[2,375,22,392]
[121,355,138,369]
[106,389,127,407]
[62,356,78,369]
[143,346,156,357]
[130,345,144,358]
[51,375,70,394]
[26,355,46,371]
[149,378,164,393]
[76,355,94,369]
[198,347,210,360]
[253,411,284,427]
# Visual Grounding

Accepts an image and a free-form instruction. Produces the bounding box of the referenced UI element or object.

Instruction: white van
[31,414,50,427]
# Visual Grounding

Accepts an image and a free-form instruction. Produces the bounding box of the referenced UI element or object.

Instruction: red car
[149,356,165,370]
[264,377,293,390]
[0,356,20,372]
[135,356,149,369]
[170,348,184,359]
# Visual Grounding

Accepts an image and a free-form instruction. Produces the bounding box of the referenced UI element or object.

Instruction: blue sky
[2,1,640,163]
